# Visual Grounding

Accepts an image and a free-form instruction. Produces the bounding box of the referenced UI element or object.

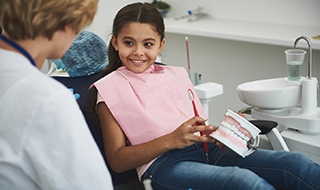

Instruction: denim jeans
[142,142,320,190]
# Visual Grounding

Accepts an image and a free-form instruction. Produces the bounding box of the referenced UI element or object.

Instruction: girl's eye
[144,42,153,47]
[124,41,133,46]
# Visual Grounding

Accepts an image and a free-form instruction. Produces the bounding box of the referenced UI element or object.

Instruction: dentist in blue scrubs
[0,0,113,189]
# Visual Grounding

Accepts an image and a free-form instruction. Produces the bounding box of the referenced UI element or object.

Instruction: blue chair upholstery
[50,30,144,188]
[52,73,144,189]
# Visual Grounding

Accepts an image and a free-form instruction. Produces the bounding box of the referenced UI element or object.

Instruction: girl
[92,2,320,190]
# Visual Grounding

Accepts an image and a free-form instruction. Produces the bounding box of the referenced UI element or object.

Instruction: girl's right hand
[166,117,216,150]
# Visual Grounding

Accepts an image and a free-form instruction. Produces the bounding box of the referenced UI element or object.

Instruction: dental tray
[211,109,261,158]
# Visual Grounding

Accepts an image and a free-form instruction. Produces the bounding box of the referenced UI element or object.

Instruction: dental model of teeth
[211,109,261,158]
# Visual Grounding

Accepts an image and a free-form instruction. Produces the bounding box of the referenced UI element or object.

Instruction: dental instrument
[174,7,208,22]
[188,89,209,160]
[185,36,202,85]
[185,36,191,80]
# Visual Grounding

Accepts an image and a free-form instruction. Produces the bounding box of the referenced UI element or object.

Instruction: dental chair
[52,67,290,190]
[250,120,289,151]
[49,30,288,189]
[52,70,145,190]
[49,30,145,189]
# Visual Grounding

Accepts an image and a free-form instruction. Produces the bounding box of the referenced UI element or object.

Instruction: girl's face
[112,22,165,73]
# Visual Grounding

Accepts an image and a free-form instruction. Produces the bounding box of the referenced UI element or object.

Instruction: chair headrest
[51,30,108,77]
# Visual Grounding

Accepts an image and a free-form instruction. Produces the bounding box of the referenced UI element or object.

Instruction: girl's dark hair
[88,2,165,125]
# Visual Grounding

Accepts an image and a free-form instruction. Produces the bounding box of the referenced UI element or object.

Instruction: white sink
[237,78,302,109]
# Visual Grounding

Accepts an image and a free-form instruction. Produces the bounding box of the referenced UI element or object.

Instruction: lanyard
[0,35,36,67]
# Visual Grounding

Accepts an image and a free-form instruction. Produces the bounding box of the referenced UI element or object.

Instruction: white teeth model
[211,109,261,158]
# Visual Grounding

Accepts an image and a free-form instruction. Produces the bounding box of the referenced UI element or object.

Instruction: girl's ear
[111,35,118,51]
[158,38,166,54]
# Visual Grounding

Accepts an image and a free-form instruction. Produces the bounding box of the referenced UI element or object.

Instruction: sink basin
[237,78,302,109]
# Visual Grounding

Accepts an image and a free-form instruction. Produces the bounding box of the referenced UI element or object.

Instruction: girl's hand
[166,117,216,150]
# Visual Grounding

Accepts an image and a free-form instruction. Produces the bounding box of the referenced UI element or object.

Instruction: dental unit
[238,36,319,134]
[237,36,320,163]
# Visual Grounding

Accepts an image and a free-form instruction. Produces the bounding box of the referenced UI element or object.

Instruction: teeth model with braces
[211,109,261,157]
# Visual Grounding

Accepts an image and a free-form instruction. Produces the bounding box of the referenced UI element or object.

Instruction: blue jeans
[142,142,320,190]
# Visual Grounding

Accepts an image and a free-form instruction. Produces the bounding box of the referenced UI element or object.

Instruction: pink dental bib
[93,65,206,179]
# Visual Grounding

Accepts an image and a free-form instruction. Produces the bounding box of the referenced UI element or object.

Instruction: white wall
[88,0,320,125]
[89,0,320,36]
[164,0,320,26]
[163,33,320,124]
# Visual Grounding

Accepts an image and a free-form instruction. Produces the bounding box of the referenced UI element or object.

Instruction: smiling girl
[92,2,320,190]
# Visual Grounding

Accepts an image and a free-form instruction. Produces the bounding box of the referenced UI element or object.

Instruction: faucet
[294,36,312,79]
[293,36,318,114]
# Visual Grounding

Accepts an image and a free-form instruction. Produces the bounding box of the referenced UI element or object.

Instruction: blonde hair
[0,0,98,40]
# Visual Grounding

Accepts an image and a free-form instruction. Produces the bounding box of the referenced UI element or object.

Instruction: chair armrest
[249,120,278,134]
[249,120,290,151]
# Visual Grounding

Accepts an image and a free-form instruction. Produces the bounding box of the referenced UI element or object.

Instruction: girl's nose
[133,46,144,56]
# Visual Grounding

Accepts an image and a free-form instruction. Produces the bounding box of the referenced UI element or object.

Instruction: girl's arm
[97,102,215,173]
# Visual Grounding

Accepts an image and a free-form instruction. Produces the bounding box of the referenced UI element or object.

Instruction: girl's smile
[112,22,165,73]
[129,58,148,67]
